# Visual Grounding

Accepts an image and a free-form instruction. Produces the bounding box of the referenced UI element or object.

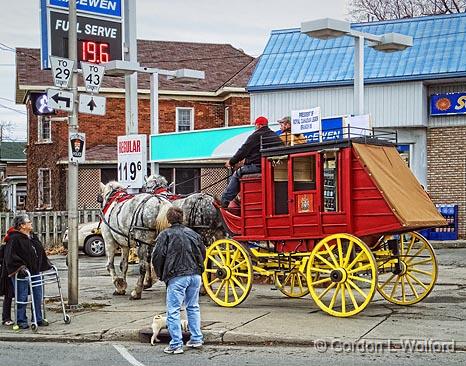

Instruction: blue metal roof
[248,13,466,91]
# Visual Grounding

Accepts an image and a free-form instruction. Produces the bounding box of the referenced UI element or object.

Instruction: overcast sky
[0,0,348,141]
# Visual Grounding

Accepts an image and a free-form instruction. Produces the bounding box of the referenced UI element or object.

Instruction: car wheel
[83,235,105,257]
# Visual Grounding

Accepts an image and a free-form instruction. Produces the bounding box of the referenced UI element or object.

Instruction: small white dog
[151,315,189,345]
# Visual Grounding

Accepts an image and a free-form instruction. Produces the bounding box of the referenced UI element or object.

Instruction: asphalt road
[0,341,464,366]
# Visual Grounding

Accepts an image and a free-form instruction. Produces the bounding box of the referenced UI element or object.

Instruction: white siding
[251,81,426,128]
[428,83,466,128]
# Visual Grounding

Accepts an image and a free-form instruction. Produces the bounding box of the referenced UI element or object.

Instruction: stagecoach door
[289,153,320,236]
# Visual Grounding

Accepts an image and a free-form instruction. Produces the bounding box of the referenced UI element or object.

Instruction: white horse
[99,181,171,299]
[143,174,225,246]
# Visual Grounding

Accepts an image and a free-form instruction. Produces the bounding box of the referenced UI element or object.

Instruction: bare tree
[349,0,466,21]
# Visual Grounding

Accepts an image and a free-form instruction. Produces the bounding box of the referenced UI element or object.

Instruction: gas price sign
[40,0,124,69]
[117,135,147,189]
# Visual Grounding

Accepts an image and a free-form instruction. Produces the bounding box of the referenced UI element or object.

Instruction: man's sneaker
[163,345,184,354]
[186,340,204,348]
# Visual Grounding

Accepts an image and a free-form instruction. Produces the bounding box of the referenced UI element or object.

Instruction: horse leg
[116,245,129,295]
[143,248,154,289]
[130,246,148,300]
[104,240,125,295]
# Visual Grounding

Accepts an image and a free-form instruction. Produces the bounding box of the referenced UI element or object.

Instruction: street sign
[117,135,147,189]
[81,62,105,93]
[78,94,106,116]
[50,56,74,88]
[47,88,74,112]
[69,132,86,164]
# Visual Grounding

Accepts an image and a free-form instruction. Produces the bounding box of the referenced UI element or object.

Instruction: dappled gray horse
[143,174,225,246]
[99,181,171,299]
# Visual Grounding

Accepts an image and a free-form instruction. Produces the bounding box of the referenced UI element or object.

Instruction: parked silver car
[62,221,105,257]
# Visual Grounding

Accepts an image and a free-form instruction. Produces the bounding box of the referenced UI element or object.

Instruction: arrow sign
[79,93,106,116]
[81,62,105,93]
[46,89,74,112]
[50,56,74,88]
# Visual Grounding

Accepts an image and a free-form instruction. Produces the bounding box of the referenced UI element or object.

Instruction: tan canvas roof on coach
[353,143,446,229]
[15,40,256,103]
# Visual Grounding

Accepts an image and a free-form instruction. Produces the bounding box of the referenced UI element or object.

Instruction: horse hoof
[130,290,141,300]
[113,290,126,296]
[143,282,153,290]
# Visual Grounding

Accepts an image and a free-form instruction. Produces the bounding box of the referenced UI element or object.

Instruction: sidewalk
[1,250,465,350]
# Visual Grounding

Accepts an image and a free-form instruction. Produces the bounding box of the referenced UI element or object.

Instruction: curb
[2,329,465,352]
[430,240,466,249]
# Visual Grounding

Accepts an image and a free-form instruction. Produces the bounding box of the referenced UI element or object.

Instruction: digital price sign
[40,0,124,69]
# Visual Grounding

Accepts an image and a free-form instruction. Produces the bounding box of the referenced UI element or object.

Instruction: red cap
[254,116,268,126]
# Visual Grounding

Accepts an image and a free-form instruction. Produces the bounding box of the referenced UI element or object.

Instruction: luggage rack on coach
[260,126,398,152]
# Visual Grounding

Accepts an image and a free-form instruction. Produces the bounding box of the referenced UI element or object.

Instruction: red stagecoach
[203,128,446,317]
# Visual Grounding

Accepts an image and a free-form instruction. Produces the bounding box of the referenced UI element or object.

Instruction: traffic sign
[81,63,105,93]
[69,132,86,164]
[78,94,106,116]
[50,56,74,88]
[117,135,147,189]
[47,88,74,112]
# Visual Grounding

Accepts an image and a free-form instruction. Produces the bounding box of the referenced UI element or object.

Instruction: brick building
[0,141,27,212]
[15,40,255,211]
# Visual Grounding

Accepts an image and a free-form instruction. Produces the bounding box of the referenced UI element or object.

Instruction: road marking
[113,344,146,366]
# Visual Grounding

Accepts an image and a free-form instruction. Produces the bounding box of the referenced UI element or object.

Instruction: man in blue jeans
[4,214,52,329]
[152,206,206,354]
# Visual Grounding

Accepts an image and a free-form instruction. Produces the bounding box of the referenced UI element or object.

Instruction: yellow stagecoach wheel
[202,239,253,307]
[376,232,438,305]
[306,233,377,317]
[275,260,310,298]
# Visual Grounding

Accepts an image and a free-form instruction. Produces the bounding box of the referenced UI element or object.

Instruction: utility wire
[0,103,26,115]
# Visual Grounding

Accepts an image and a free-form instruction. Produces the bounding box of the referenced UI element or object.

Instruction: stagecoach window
[293,156,316,191]
[323,151,338,212]
[272,157,289,215]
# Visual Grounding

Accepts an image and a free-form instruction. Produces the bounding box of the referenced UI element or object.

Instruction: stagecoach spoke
[348,275,373,284]
[409,267,432,276]
[308,266,331,274]
[231,275,246,293]
[207,277,220,287]
[348,263,373,274]
[343,241,354,267]
[290,273,296,293]
[407,245,427,264]
[312,277,332,287]
[209,256,224,269]
[346,251,365,271]
[409,258,433,266]
[217,248,227,266]
[341,284,346,313]
[282,271,294,287]
[225,242,231,265]
[296,272,305,294]
[379,273,396,290]
[231,259,248,271]
[324,243,339,268]
[401,275,406,302]
[345,282,359,309]
[317,282,336,300]
[224,280,230,303]
[400,235,405,257]
[406,272,428,290]
[314,253,336,270]
[232,271,250,278]
[215,280,226,297]
[337,238,344,266]
[389,277,400,298]
[406,235,416,256]
[230,248,241,266]
[230,281,239,302]
[328,284,341,310]
[347,278,367,299]
[204,269,217,273]
[405,274,419,298]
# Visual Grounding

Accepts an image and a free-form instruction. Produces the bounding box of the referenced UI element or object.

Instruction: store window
[176,107,194,132]
[397,144,410,167]
[175,168,200,194]
[101,168,117,184]
[38,115,51,143]
[38,168,51,208]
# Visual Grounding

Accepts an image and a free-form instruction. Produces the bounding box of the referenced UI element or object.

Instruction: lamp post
[301,18,413,116]
[102,61,205,175]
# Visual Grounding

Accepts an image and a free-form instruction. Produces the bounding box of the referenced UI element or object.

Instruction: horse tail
[156,201,171,233]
